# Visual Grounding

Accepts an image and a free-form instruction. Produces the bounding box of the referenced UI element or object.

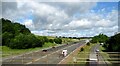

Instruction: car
[42,49,47,52]
[100,43,104,45]
[96,49,99,52]
[52,46,56,48]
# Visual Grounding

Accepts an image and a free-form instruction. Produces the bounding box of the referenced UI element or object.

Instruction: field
[62,38,80,44]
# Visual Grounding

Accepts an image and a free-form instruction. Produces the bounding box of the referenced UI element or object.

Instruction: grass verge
[76,44,96,64]
[1,42,57,58]
[99,46,112,64]
[62,38,80,44]
[1,38,80,58]
[1,39,79,58]
[68,43,97,65]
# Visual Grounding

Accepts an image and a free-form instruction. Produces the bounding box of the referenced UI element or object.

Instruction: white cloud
[67,19,92,29]
[24,19,34,30]
[107,10,118,22]
[3,0,119,2]
[95,19,112,27]
[1,1,118,37]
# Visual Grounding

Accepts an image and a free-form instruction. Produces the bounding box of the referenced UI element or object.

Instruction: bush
[49,39,54,43]
[2,32,14,46]
[86,42,90,46]
[105,33,120,52]
[9,34,44,49]
[42,36,49,42]
[80,47,84,51]
[54,38,62,44]
[1,18,64,49]
[90,33,108,43]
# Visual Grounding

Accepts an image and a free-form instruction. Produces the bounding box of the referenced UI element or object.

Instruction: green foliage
[1,18,46,49]
[2,18,31,34]
[90,33,108,43]
[105,33,120,52]
[80,47,84,52]
[42,36,49,42]
[37,36,49,44]
[86,42,90,46]
[9,33,43,49]
[49,39,54,43]
[2,32,14,46]
[54,38,62,44]
[13,23,31,35]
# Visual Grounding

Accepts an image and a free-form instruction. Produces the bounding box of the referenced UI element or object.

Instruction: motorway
[89,44,108,66]
[2,40,86,65]
[89,44,99,66]
[97,46,108,66]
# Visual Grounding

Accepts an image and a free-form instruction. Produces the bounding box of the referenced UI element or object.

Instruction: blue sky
[93,2,118,12]
[2,1,119,37]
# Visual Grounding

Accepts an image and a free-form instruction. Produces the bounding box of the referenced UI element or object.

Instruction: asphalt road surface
[97,53,108,66]
[2,40,86,65]
[89,44,100,66]
[89,44,108,66]
[97,45,108,66]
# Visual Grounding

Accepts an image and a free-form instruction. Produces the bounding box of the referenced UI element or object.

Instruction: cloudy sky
[1,0,119,37]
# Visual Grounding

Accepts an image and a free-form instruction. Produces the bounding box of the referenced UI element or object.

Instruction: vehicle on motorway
[42,49,47,52]
[52,46,56,48]
[100,43,104,45]
[96,49,99,52]
[89,58,97,61]
[62,49,67,57]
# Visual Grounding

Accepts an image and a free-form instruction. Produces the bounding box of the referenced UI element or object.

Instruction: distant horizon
[1,1,119,37]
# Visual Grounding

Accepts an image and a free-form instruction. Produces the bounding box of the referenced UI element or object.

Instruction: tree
[80,47,84,52]
[9,33,44,49]
[1,18,52,49]
[86,42,90,46]
[90,34,108,43]
[2,32,14,46]
[54,38,62,44]
[105,33,120,52]
[2,18,15,34]
[49,39,54,43]
[9,33,26,49]
[1,18,33,48]
[13,23,31,35]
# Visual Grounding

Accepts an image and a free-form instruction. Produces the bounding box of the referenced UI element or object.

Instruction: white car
[96,49,99,52]
[100,43,104,45]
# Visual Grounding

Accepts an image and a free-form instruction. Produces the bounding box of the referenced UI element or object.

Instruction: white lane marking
[58,44,85,64]
[3,44,69,61]
[26,43,81,64]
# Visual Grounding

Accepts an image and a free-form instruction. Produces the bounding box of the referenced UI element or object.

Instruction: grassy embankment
[1,36,80,58]
[62,38,80,44]
[1,42,56,58]
[68,43,97,65]
[99,46,113,64]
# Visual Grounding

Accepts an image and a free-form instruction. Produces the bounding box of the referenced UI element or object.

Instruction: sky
[1,0,119,37]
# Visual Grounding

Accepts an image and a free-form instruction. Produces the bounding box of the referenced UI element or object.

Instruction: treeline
[1,18,62,49]
[90,33,120,52]
[104,33,120,52]
[90,33,109,43]
[60,36,91,39]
